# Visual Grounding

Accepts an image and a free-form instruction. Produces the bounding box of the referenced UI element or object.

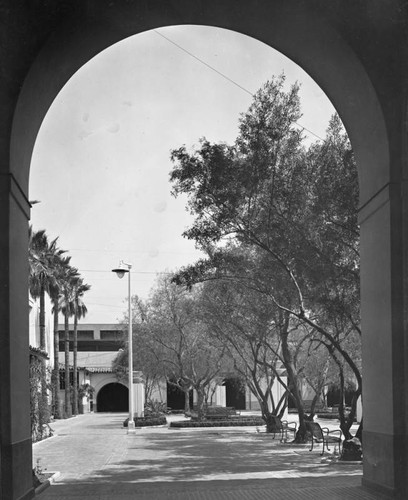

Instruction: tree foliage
[169,75,361,440]
[29,227,90,420]
[113,275,228,419]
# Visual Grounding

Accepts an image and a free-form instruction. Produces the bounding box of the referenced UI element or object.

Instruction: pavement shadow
[51,429,362,484]
[36,426,387,500]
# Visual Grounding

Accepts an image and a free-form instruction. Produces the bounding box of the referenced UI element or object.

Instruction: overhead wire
[79,269,173,275]
[154,29,325,142]
[50,30,330,288]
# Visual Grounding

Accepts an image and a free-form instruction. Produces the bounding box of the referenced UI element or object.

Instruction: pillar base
[363,430,408,499]
[127,419,136,434]
[362,478,394,499]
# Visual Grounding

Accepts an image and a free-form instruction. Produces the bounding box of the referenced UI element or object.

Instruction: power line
[69,248,201,256]
[154,29,325,142]
[79,269,173,275]
[154,29,253,97]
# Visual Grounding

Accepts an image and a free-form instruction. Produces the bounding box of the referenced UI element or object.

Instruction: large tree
[59,265,80,418]
[29,227,67,420]
[50,254,72,419]
[169,76,361,441]
[115,275,228,418]
[112,295,169,406]
[29,227,63,350]
[149,276,228,418]
[71,278,91,415]
[200,278,290,432]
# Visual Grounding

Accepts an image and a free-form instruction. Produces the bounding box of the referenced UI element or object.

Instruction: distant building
[57,323,125,414]
[57,323,288,416]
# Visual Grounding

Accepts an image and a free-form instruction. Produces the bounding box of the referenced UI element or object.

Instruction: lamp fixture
[112,260,131,279]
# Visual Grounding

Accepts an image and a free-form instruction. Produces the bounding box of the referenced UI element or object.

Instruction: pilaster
[0,173,34,500]
[359,181,408,499]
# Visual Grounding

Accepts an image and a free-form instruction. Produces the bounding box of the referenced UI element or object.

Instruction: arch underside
[12,0,390,206]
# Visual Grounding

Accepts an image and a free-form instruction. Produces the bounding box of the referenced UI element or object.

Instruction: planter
[170,417,265,428]
[123,416,167,427]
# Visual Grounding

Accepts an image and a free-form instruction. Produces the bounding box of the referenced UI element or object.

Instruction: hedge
[316,413,341,420]
[170,418,265,428]
[123,416,167,427]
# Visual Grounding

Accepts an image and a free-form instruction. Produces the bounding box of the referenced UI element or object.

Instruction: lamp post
[112,260,135,433]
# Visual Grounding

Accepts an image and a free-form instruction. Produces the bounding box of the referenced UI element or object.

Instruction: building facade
[57,323,125,414]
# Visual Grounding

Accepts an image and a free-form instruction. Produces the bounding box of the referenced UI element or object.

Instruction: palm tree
[28,227,61,350]
[50,254,71,419]
[72,279,91,415]
[29,227,67,422]
[59,265,80,418]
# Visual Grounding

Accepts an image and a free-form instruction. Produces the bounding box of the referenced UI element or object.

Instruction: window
[59,370,78,390]
[58,330,94,341]
[100,330,123,341]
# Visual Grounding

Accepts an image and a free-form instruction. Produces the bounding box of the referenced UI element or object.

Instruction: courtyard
[34,412,385,499]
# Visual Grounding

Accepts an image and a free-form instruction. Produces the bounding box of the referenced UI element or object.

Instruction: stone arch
[93,374,127,396]
[11,3,389,206]
[2,2,407,499]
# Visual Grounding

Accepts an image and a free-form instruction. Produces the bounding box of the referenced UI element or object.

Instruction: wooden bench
[204,406,239,419]
[305,421,342,455]
[269,415,297,442]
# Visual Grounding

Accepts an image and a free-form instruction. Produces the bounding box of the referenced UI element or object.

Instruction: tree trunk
[73,306,78,415]
[184,389,191,413]
[330,349,360,440]
[64,309,71,418]
[39,286,50,421]
[196,389,206,421]
[280,322,308,443]
[39,285,46,350]
[355,418,363,443]
[309,392,321,417]
[52,300,60,418]
[260,401,276,433]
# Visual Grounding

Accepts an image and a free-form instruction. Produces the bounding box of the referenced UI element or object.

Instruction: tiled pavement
[33,413,388,499]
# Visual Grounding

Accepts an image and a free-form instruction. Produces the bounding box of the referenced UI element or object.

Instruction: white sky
[29,25,336,324]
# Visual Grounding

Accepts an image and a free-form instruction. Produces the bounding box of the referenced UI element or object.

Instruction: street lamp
[112,260,135,433]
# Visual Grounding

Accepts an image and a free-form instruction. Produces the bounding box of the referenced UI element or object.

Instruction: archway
[96,383,128,412]
[224,377,246,410]
[166,382,194,411]
[1,3,407,499]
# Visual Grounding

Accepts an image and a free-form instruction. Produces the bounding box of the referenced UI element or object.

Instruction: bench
[269,415,297,442]
[305,421,342,455]
[204,406,239,419]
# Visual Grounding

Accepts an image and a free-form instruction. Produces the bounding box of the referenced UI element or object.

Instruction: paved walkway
[33,413,387,499]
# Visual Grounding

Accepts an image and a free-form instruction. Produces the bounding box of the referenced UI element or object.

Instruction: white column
[215,385,226,406]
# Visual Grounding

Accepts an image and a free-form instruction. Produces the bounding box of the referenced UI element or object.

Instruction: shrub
[316,413,341,420]
[29,351,53,443]
[144,400,170,418]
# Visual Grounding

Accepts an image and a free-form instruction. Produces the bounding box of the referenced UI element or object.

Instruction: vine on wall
[29,351,53,442]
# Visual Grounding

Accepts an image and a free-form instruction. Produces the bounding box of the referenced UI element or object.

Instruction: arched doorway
[166,382,194,411]
[96,383,128,412]
[224,377,246,410]
[1,3,407,499]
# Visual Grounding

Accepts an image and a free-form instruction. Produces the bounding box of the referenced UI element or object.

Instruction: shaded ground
[33,413,386,499]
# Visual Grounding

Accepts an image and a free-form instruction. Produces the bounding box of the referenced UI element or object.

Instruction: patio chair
[269,415,297,442]
[305,421,342,456]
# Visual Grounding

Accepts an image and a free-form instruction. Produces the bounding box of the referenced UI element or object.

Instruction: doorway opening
[166,382,194,411]
[96,383,128,412]
[224,377,246,410]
